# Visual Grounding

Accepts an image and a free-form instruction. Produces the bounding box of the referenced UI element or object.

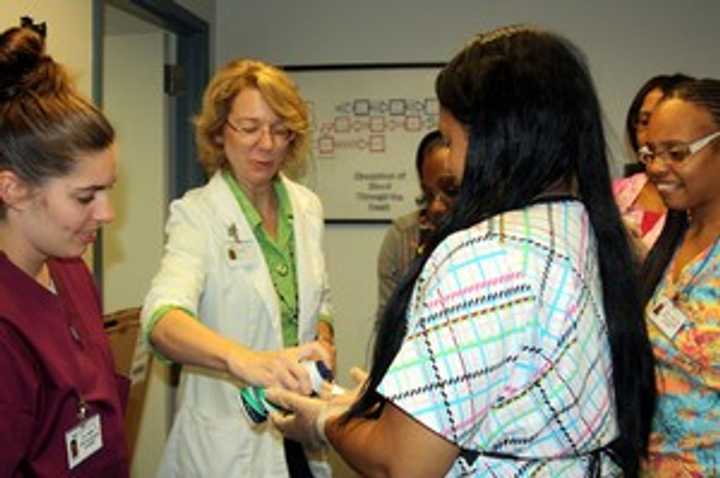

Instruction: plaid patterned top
[377,200,620,477]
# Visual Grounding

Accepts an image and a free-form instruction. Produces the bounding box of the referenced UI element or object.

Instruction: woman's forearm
[150,309,329,392]
[326,411,392,477]
[150,309,239,373]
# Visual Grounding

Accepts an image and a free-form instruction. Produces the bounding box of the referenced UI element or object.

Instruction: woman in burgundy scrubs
[0,23,129,477]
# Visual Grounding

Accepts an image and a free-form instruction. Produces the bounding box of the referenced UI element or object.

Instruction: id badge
[649,296,689,340]
[65,414,103,469]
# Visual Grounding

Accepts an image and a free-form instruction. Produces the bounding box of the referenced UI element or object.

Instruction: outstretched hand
[265,366,368,449]
[226,341,331,395]
[319,366,368,403]
[266,387,330,450]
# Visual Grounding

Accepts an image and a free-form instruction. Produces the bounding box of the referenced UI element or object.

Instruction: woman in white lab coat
[142,59,334,477]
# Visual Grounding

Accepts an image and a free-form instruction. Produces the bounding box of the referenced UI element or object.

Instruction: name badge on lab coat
[65,414,103,469]
[649,296,689,340]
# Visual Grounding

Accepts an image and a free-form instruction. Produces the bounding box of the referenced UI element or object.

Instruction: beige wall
[102,35,167,314]
[0,1,93,95]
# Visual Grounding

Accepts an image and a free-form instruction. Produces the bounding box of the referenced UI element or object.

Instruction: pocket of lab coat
[163,406,255,477]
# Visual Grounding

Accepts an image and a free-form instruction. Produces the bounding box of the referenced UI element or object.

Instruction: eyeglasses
[638,130,720,166]
[225,119,294,146]
[416,175,460,207]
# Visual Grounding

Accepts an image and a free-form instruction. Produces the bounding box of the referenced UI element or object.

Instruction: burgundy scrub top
[0,254,129,477]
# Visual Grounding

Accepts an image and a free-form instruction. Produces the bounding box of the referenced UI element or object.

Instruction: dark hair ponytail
[0,24,114,218]
[0,26,71,100]
[347,26,656,478]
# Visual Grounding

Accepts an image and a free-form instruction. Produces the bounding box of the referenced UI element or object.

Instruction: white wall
[216,0,720,167]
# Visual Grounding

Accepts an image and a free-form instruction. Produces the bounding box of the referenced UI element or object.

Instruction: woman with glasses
[376,130,456,323]
[141,59,334,477]
[613,74,693,258]
[266,25,656,477]
[639,78,720,476]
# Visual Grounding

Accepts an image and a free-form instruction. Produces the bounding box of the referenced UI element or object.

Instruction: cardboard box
[104,307,152,461]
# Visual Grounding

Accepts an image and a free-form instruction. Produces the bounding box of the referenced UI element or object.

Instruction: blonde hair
[194,59,310,175]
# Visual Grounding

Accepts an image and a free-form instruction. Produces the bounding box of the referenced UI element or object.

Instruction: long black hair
[347,25,656,477]
[641,78,720,304]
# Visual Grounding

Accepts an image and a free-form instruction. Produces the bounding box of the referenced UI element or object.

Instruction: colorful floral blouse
[643,237,720,477]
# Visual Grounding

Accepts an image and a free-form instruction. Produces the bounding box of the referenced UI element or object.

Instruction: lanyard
[48,262,93,421]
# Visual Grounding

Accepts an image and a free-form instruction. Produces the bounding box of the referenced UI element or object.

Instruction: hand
[226,342,330,395]
[349,366,368,384]
[267,387,326,449]
[318,366,368,403]
[267,387,346,451]
[298,340,333,372]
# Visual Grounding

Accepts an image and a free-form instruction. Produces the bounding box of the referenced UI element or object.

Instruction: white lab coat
[142,172,333,478]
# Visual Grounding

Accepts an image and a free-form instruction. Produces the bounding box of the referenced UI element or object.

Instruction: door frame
[92,0,209,287]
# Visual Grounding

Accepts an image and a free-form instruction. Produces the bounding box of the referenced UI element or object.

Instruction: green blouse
[223,170,301,346]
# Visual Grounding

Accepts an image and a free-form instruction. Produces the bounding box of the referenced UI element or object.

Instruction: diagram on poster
[286,64,443,222]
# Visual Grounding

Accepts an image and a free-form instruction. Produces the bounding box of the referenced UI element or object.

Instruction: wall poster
[285,63,444,223]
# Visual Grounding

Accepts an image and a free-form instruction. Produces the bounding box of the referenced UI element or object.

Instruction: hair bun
[0,26,50,101]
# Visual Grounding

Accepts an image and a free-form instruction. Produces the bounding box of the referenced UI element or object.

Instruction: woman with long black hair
[269,25,657,477]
